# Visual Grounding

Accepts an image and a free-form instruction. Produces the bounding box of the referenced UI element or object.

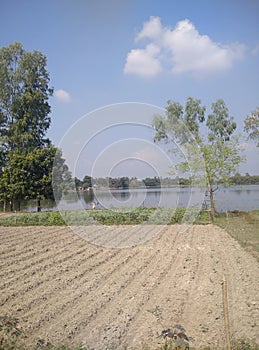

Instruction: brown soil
[0,225,258,349]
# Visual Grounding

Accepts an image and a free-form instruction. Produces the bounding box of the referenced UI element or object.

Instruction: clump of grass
[0,316,89,350]
[231,338,259,350]
[214,210,259,260]
[0,211,66,226]
[0,207,212,226]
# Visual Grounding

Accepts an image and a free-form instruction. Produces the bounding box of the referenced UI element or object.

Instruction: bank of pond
[1,184,258,213]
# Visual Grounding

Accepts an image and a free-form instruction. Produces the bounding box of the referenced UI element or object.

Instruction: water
[9,184,259,212]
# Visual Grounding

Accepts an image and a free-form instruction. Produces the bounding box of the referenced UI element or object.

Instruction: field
[0,224,259,349]
[215,210,259,261]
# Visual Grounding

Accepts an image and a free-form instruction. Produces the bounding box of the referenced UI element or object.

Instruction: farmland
[0,224,259,349]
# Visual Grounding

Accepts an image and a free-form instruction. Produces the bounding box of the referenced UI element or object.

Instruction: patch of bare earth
[0,225,258,349]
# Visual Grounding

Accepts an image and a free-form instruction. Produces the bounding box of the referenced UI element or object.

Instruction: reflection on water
[215,185,259,212]
[58,185,259,212]
[1,185,258,212]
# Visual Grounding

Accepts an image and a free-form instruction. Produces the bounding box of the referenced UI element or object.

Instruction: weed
[147,305,163,319]
[0,207,214,226]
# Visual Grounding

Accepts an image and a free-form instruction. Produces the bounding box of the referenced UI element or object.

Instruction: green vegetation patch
[215,210,259,260]
[0,207,210,226]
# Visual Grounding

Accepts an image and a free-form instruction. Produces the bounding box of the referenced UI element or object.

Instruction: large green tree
[0,146,72,211]
[0,42,70,211]
[244,107,259,146]
[0,41,53,153]
[153,98,243,217]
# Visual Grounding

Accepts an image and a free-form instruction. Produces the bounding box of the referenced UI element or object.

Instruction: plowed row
[0,225,258,349]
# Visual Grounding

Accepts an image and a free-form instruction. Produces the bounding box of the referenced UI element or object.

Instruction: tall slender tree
[0,42,67,211]
[0,42,53,154]
[153,98,243,217]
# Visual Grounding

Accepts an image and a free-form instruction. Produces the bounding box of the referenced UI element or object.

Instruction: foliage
[76,176,193,189]
[0,146,71,211]
[153,98,243,217]
[82,175,92,189]
[244,107,259,146]
[0,42,53,153]
[0,317,22,338]
[0,42,71,211]
[230,173,259,185]
[143,176,161,188]
[0,207,211,226]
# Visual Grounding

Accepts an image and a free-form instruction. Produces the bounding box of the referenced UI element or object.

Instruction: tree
[74,177,83,189]
[82,175,92,189]
[0,42,53,154]
[143,177,161,188]
[120,177,130,189]
[0,146,71,211]
[0,42,70,211]
[27,146,72,211]
[244,107,259,146]
[153,98,243,217]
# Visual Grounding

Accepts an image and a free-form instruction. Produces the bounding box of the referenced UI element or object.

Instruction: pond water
[9,184,259,212]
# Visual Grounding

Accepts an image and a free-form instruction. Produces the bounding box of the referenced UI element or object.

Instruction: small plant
[0,316,22,338]
[159,325,190,350]
[0,316,24,350]
[147,305,163,319]
[117,308,123,315]
[232,338,259,350]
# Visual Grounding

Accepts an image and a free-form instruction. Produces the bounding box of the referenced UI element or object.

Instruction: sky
[1,0,259,178]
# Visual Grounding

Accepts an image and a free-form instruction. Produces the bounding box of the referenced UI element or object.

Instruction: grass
[214,210,259,261]
[0,207,210,226]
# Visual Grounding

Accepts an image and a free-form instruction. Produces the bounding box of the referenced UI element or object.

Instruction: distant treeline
[75,173,259,190]
[75,176,190,189]
[230,173,259,185]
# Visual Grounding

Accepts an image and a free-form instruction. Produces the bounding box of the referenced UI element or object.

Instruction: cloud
[54,89,71,103]
[124,43,162,78]
[136,16,163,42]
[124,17,246,78]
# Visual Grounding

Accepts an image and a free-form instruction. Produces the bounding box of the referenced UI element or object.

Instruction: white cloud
[54,89,71,103]
[124,17,246,78]
[136,16,163,42]
[124,43,162,78]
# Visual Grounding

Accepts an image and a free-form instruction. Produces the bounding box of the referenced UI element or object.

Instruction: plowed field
[0,225,258,349]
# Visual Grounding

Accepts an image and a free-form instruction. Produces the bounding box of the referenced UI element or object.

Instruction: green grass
[0,207,210,226]
[214,210,259,261]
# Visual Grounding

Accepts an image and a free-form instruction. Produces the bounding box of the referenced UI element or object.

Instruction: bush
[0,207,213,226]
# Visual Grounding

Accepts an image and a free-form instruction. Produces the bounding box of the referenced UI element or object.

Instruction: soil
[0,224,258,349]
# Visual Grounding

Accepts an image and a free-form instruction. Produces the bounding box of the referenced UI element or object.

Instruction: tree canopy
[153,98,243,217]
[0,42,69,211]
[244,107,259,146]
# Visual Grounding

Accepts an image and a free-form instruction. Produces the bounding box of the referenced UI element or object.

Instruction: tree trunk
[37,199,41,212]
[208,184,216,219]
[3,199,6,212]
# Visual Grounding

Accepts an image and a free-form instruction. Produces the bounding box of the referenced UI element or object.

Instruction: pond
[7,184,258,212]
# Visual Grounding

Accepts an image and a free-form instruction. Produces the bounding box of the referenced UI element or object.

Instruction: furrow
[0,241,99,292]
[0,233,83,271]
[24,245,158,342]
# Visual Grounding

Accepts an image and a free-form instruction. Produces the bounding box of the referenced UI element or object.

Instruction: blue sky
[1,0,259,178]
